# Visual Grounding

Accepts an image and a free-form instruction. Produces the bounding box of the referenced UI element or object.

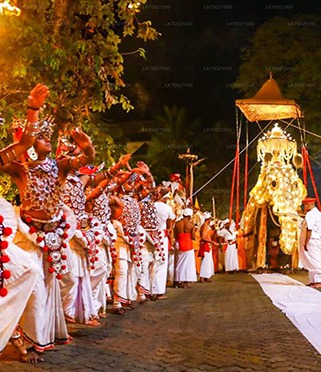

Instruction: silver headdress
[38,115,55,139]
[56,132,77,157]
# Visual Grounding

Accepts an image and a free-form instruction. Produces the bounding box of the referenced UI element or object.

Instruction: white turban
[219,218,229,229]
[183,208,193,217]
[203,211,211,220]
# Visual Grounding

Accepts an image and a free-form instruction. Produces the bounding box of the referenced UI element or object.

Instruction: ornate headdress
[56,132,77,157]
[11,115,56,161]
[38,116,55,139]
[12,115,55,140]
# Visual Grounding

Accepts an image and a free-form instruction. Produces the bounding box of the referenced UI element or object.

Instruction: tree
[144,106,236,213]
[0,0,159,128]
[145,106,197,183]
[0,0,159,196]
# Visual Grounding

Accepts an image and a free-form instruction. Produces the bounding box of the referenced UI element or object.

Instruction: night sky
[128,0,321,124]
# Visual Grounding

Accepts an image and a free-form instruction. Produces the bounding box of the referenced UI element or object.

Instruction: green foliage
[0,173,17,201]
[144,106,238,213]
[146,106,194,182]
[0,0,159,144]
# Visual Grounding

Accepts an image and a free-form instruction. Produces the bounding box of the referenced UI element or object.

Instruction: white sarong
[175,250,197,282]
[200,251,214,279]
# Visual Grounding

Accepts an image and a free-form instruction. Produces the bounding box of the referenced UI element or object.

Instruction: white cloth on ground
[253,273,321,355]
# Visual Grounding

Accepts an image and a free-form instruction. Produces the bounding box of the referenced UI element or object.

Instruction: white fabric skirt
[175,250,197,282]
[200,251,214,279]
[14,231,70,351]
[225,244,239,272]
[0,243,39,352]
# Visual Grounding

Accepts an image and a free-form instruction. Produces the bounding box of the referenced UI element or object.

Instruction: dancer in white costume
[153,188,175,299]
[61,170,102,326]
[300,198,321,288]
[110,165,152,312]
[111,178,142,314]
[86,186,114,317]
[0,85,52,362]
[138,188,164,303]
[85,165,133,316]
[0,199,41,362]
[199,212,215,282]
[4,99,94,351]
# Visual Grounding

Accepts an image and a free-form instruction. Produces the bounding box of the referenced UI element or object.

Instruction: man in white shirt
[300,198,321,288]
[152,188,176,299]
[217,219,239,273]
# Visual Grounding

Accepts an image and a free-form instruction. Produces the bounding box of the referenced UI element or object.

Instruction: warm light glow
[0,0,21,16]
[257,123,297,164]
[128,1,141,10]
[246,123,306,254]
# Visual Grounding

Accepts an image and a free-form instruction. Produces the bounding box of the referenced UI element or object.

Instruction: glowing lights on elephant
[128,2,141,10]
[0,0,21,16]
[257,123,297,164]
[249,123,307,255]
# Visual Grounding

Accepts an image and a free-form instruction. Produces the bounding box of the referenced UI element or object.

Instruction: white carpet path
[252,273,321,354]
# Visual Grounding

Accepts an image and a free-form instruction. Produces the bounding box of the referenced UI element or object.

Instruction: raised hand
[130,167,146,174]
[119,154,131,168]
[136,161,150,174]
[28,84,49,109]
[70,128,95,160]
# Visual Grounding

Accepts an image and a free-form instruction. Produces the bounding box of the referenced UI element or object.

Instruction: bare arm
[305,229,312,251]
[191,225,195,240]
[200,224,215,244]
[136,161,155,188]
[59,129,95,176]
[89,154,132,186]
[0,84,49,169]
[167,218,175,246]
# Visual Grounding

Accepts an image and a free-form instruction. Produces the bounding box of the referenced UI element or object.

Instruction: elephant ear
[293,154,303,169]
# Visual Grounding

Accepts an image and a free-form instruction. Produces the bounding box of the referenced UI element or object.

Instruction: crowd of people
[0,85,248,364]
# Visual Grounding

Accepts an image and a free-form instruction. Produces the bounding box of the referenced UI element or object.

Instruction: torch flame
[0,0,21,16]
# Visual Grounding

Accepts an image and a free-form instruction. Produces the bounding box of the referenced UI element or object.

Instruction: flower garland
[122,195,143,267]
[0,215,13,297]
[103,225,117,265]
[149,230,165,262]
[23,214,70,279]
[81,217,102,270]
[91,192,117,265]
[124,230,144,267]
[140,200,165,261]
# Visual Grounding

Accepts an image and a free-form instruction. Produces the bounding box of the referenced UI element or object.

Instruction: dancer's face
[34,134,52,157]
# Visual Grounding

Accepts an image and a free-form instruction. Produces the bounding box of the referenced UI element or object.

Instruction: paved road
[1,271,321,372]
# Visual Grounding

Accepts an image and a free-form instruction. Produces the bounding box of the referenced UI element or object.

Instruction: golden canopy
[235,77,302,122]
